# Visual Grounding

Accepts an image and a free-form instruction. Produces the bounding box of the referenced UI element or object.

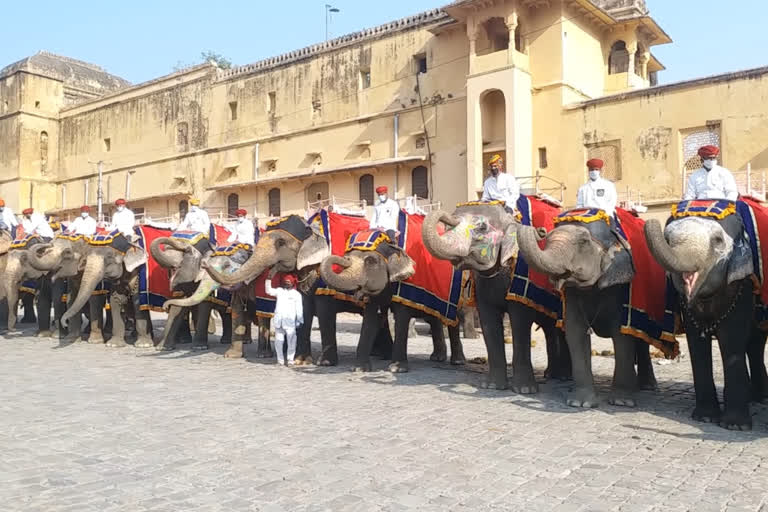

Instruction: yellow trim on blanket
[619,326,679,359]
[172,232,208,245]
[345,232,392,253]
[19,286,37,295]
[56,233,85,242]
[456,200,506,208]
[255,311,275,319]
[505,294,559,319]
[91,290,109,296]
[671,201,735,220]
[266,216,291,227]
[205,296,229,307]
[391,295,459,327]
[554,209,610,226]
[213,243,251,256]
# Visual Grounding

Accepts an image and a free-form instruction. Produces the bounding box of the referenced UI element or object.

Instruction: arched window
[359,174,374,205]
[412,166,429,199]
[608,41,629,75]
[306,182,329,204]
[227,193,239,219]
[268,188,281,217]
[40,131,48,174]
[178,200,188,218]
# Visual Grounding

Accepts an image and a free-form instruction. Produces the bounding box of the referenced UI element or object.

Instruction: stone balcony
[470,48,529,77]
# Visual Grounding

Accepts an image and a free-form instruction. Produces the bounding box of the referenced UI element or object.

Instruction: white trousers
[274,326,297,365]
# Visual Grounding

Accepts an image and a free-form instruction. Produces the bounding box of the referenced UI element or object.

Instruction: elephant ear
[297,229,330,270]
[726,236,754,284]
[123,245,147,272]
[597,243,635,289]
[500,224,519,267]
[387,249,415,282]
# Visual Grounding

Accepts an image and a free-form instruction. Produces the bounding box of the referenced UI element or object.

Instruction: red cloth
[698,145,719,158]
[327,212,371,256]
[211,223,232,246]
[136,225,174,304]
[526,197,560,295]
[739,196,768,304]
[253,271,289,301]
[586,158,604,169]
[616,208,666,324]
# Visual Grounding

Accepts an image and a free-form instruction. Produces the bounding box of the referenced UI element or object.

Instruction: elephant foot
[450,355,466,366]
[544,366,573,382]
[638,374,658,392]
[567,388,599,408]
[134,337,155,349]
[692,405,721,424]
[35,330,53,338]
[608,393,637,408]
[389,361,409,373]
[155,342,176,352]
[719,410,752,431]
[219,337,231,345]
[353,362,372,373]
[224,342,244,359]
[88,335,105,345]
[751,382,768,403]
[479,375,508,391]
[191,343,209,351]
[255,347,274,359]
[294,355,314,366]
[176,337,192,345]
[511,377,539,395]
[317,359,337,367]
[106,339,127,348]
[429,351,447,363]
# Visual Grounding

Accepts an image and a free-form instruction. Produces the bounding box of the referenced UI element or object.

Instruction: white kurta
[22,213,54,238]
[109,208,136,237]
[684,165,738,201]
[481,172,520,208]
[370,199,401,232]
[0,207,18,229]
[227,220,256,246]
[265,280,304,329]
[576,177,618,217]
[178,208,211,234]
[68,215,97,236]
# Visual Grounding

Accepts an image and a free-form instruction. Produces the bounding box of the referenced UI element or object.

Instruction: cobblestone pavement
[1,314,768,512]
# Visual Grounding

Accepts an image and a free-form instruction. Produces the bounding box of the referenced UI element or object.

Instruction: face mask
[190,205,199,212]
[117,206,125,212]
[237,217,246,223]
[81,212,88,218]
[589,170,600,181]
[703,159,715,171]
[379,195,387,203]
[0,207,4,212]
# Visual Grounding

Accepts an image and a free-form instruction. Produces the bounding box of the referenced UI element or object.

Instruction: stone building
[1,0,767,225]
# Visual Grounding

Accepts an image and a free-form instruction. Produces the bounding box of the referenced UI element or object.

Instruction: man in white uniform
[683,145,738,201]
[21,208,54,241]
[227,209,256,246]
[177,198,211,234]
[370,186,400,239]
[109,199,136,238]
[0,198,19,236]
[67,205,97,236]
[576,158,618,217]
[481,155,519,212]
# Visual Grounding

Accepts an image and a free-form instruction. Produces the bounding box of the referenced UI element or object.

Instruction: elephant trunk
[319,255,362,292]
[162,274,220,309]
[644,220,697,273]
[61,253,105,327]
[27,244,62,271]
[206,243,277,286]
[150,237,186,269]
[4,257,24,330]
[517,225,571,276]
[422,210,463,261]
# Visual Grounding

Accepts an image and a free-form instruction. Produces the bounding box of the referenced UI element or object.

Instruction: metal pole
[97,161,104,222]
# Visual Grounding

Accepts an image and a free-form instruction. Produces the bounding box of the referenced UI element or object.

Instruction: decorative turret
[591,0,648,19]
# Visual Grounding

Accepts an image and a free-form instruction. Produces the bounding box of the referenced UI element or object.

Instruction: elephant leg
[635,340,658,391]
[225,294,246,359]
[316,296,338,366]
[51,279,68,338]
[686,328,720,424]
[21,292,36,324]
[354,303,380,372]
[564,290,598,408]
[608,334,638,408]
[103,296,113,337]
[133,300,154,349]
[36,277,53,337]
[477,304,508,391]
[715,290,753,431]
[460,306,478,339]
[389,306,412,373]
[447,323,466,365]
[156,305,184,351]
[88,295,107,344]
[0,298,8,333]
[106,292,128,348]
[192,303,212,350]
[255,315,274,358]
[294,293,313,364]
[427,316,448,363]
[543,323,572,381]
[747,327,768,403]
[371,308,393,360]
[220,307,233,345]
[175,308,192,344]
[507,307,538,395]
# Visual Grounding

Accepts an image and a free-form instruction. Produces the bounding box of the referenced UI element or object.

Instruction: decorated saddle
[170,230,211,254]
[10,233,44,250]
[133,225,174,312]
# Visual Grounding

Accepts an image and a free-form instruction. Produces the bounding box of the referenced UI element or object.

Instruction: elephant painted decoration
[645,198,768,430]
[26,233,110,343]
[61,228,165,348]
[0,228,12,330]
[320,220,467,373]
[517,207,677,408]
[422,198,572,392]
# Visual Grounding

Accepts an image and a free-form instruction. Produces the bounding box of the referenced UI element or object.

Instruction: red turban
[22,208,33,215]
[235,209,247,217]
[698,145,719,159]
[80,205,90,212]
[375,186,388,194]
[115,199,127,206]
[282,274,297,286]
[586,158,604,170]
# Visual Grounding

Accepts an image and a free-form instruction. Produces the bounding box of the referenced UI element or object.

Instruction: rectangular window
[103,138,111,152]
[586,140,622,181]
[268,92,276,114]
[414,54,427,74]
[538,147,548,169]
[229,101,238,121]
[360,69,371,90]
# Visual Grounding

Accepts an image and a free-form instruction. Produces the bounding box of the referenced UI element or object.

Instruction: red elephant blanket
[134,225,174,311]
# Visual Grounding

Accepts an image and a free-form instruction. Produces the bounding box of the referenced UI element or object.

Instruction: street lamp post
[325,4,340,41]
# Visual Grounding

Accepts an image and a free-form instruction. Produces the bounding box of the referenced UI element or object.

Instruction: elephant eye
[275,238,286,248]
[364,255,378,266]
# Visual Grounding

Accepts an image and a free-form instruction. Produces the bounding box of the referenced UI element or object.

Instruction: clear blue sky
[3,0,767,85]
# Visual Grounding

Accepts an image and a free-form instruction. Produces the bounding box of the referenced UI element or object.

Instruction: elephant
[517,209,660,408]
[320,230,466,372]
[0,229,12,331]
[60,231,153,348]
[645,204,768,430]
[149,234,233,352]
[2,235,60,336]
[25,234,111,343]
[203,215,388,365]
[422,201,572,393]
